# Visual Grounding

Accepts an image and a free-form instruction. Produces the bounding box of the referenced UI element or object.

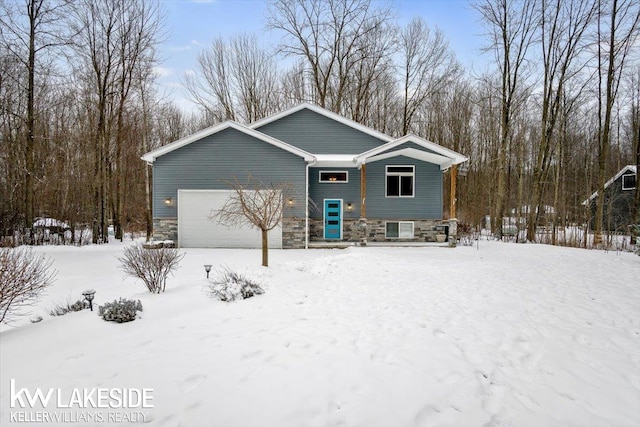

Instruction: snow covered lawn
[1,241,639,426]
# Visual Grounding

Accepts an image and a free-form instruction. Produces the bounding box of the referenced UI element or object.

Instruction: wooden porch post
[360,164,367,217]
[450,164,457,219]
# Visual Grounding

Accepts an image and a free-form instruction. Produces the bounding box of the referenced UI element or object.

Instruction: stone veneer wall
[309,218,451,243]
[282,217,306,249]
[152,216,454,248]
[153,217,177,242]
[153,217,306,248]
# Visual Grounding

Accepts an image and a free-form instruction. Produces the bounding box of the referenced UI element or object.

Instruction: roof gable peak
[249,103,393,143]
[141,120,314,163]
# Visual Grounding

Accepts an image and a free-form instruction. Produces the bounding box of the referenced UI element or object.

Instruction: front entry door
[324,199,342,240]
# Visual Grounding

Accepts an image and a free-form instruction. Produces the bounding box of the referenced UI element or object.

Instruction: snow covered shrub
[98,298,143,323]
[49,299,89,316]
[0,247,57,323]
[206,267,264,302]
[118,244,184,293]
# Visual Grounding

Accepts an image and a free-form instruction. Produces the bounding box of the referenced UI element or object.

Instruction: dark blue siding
[308,168,361,219]
[153,128,307,218]
[365,157,443,219]
[255,108,387,154]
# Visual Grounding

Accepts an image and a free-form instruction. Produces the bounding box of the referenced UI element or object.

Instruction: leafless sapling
[210,176,293,267]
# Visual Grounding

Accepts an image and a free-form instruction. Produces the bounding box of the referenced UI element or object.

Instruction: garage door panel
[178,190,282,248]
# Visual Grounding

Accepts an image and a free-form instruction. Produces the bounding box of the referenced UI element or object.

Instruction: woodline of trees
[1,0,638,246]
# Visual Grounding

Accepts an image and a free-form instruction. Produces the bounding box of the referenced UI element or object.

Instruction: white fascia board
[141,121,316,163]
[365,148,453,170]
[356,134,468,166]
[313,154,358,168]
[249,103,393,143]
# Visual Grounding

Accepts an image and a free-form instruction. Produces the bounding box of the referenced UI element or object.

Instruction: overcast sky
[156,0,486,112]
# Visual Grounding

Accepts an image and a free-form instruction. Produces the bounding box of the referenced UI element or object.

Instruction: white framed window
[319,171,349,183]
[386,165,414,197]
[385,221,414,238]
[622,173,636,190]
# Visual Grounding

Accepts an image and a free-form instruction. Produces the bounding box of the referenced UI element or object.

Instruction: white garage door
[178,190,282,248]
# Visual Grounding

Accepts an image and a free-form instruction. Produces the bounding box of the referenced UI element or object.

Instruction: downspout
[305,159,316,249]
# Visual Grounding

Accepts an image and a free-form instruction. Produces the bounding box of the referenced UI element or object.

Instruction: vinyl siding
[309,168,361,219]
[365,157,443,219]
[153,127,307,218]
[255,108,386,154]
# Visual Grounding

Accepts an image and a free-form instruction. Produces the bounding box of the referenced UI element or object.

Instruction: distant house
[141,103,468,248]
[583,165,637,232]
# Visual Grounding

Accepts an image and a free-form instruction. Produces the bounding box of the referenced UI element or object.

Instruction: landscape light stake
[204,265,212,279]
[82,289,96,311]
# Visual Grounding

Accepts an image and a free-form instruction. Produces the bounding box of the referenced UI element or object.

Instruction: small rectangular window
[386,222,399,238]
[385,221,414,238]
[320,171,348,183]
[398,222,414,238]
[622,174,636,190]
[387,166,414,173]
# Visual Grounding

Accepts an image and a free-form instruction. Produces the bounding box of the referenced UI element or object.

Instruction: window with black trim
[622,173,636,190]
[386,166,414,197]
[319,171,348,183]
[385,221,414,238]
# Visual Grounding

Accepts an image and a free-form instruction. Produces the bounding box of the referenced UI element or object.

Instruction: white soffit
[364,148,454,170]
[313,154,357,168]
[356,134,468,166]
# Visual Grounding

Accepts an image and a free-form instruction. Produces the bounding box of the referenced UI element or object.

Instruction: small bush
[0,247,57,323]
[118,244,184,293]
[98,298,143,323]
[50,299,89,316]
[206,267,264,302]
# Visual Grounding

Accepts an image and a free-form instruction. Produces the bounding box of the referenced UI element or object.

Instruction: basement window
[319,171,348,183]
[622,174,636,190]
[385,221,414,239]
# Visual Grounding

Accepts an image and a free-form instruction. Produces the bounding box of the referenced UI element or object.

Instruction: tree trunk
[25,0,38,231]
[261,229,268,267]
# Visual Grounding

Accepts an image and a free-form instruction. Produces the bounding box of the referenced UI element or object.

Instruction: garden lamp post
[82,289,96,311]
[204,265,212,279]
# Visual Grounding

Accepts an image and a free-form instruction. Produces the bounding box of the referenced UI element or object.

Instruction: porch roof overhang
[363,148,455,170]
[355,134,468,168]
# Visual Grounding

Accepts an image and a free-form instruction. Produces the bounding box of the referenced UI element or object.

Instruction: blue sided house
[142,103,468,249]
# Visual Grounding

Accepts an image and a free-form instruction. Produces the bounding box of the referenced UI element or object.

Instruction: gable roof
[355,134,468,168]
[141,121,315,163]
[249,103,393,144]
[582,165,637,205]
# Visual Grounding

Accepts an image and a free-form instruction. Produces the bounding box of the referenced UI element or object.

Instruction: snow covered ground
[1,241,639,426]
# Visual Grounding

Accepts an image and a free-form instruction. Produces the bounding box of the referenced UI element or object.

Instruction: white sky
[156,0,487,113]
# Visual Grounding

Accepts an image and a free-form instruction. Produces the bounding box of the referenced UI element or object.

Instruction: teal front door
[324,199,342,240]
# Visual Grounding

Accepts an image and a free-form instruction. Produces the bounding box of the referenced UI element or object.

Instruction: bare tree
[210,176,292,267]
[71,0,164,243]
[593,0,640,244]
[0,0,73,231]
[184,33,281,123]
[400,17,460,135]
[527,0,597,241]
[267,0,393,114]
[0,247,56,323]
[475,0,537,238]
